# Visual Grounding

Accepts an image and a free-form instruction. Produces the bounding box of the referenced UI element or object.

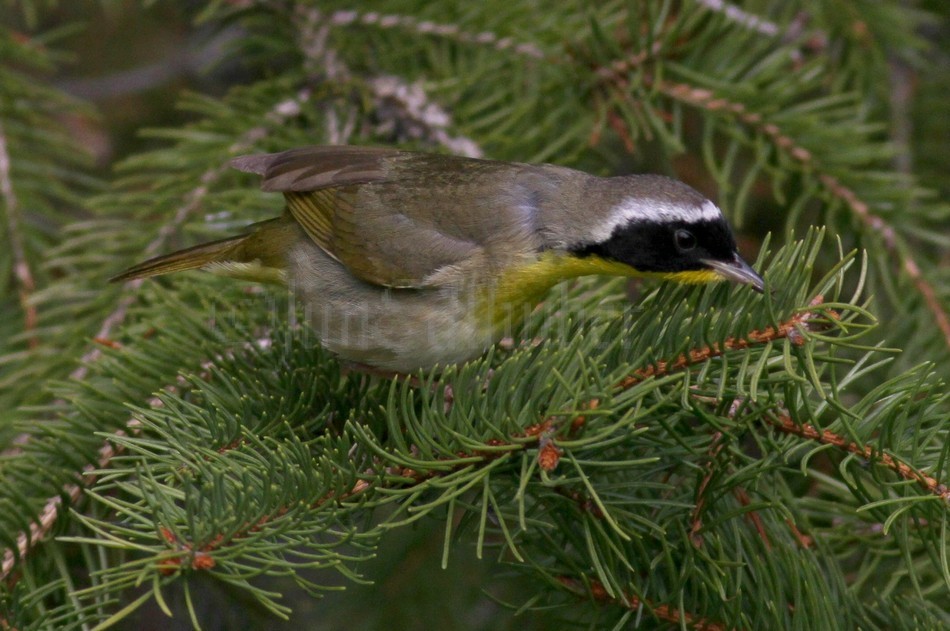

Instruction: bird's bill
[702,254,765,293]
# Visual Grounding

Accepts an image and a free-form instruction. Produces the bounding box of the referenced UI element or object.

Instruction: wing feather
[232,146,541,288]
[231,146,393,191]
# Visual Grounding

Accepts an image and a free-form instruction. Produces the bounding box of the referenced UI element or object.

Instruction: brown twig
[156,527,217,574]
[167,299,840,565]
[766,411,950,502]
[613,295,827,397]
[0,120,39,349]
[553,486,604,519]
[0,421,140,583]
[156,474,375,572]
[606,108,638,153]
[650,78,950,352]
[368,75,484,158]
[155,415,564,567]
[594,41,665,83]
[223,3,546,61]
[689,407,814,550]
[690,431,728,547]
[0,333,277,581]
[594,39,949,353]
[4,12,324,457]
[328,9,545,59]
[0,6,491,575]
[732,486,772,549]
[785,518,814,548]
[557,575,733,630]
[694,0,780,37]
[72,124,286,381]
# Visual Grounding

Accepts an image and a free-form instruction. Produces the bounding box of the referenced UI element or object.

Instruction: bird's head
[568,175,764,292]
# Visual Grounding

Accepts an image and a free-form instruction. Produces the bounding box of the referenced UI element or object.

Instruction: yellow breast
[477,251,720,334]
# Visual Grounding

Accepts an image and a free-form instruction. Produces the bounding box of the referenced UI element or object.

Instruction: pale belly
[288,242,504,372]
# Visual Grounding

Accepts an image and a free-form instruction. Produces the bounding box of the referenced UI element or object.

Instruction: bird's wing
[231,146,393,192]
[232,147,540,288]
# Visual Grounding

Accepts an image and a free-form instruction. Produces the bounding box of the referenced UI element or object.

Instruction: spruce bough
[0,2,947,629]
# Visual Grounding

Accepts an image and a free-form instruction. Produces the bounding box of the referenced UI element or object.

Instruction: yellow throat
[480,251,720,333]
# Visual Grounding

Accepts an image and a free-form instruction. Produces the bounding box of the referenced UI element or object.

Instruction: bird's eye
[674,229,696,252]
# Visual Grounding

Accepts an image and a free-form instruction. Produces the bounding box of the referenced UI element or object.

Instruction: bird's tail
[110,217,292,284]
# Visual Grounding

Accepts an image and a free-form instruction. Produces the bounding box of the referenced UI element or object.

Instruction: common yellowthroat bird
[113,146,764,372]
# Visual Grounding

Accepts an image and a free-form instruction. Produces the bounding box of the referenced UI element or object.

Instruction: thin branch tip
[0,120,39,348]
[557,575,731,630]
[767,411,949,502]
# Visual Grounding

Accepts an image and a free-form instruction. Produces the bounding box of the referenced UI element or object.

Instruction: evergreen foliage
[0,1,947,628]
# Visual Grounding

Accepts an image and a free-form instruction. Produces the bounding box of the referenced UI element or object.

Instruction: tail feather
[110,235,249,283]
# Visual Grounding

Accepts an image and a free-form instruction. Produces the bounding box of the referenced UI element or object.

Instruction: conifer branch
[298,7,485,156]
[690,431,728,547]
[74,6,329,383]
[228,1,545,59]
[612,295,829,394]
[0,120,38,349]
[326,9,544,59]
[368,75,483,158]
[169,297,846,569]
[689,424,812,550]
[651,79,950,351]
[21,294,932,610]
[0,421,139,583]
[73,120,289,381]
[77,5,490,387]
[552,486,604,518]
[692,0,825,61]
[731,486,772,549]
[0,334,282,580]
[694,0,780,37]
[592,37,949,352]
[154,416,558,569]
[765,411,950,502]
[155,475,375,573]
[557,575,730,631]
